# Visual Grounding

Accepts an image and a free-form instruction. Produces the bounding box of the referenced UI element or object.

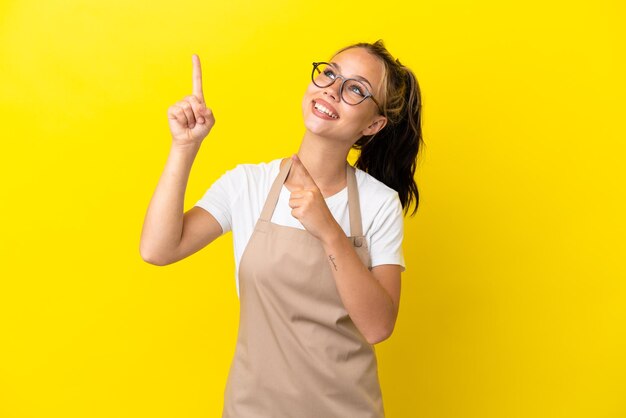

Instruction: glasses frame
[311,62,383,114]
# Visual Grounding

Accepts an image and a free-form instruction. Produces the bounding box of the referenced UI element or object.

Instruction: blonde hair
[331,39,424,217]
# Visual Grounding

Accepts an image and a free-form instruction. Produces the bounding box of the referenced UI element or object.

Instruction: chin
[303,118,327,136]
[301,105,322,132]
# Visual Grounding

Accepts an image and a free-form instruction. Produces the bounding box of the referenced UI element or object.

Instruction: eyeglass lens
[313,63,370,105]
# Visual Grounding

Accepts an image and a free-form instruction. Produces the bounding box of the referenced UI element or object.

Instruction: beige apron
[222,158,385,418]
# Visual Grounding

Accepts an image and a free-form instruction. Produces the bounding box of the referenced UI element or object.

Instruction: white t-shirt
[194,157,406,298]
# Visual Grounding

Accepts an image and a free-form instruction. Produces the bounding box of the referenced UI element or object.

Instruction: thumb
[291,154,317,189]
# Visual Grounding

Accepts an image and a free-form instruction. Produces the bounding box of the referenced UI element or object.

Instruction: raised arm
[139,54,220,265]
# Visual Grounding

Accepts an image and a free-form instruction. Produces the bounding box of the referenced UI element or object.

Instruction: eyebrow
[329,62,373,89]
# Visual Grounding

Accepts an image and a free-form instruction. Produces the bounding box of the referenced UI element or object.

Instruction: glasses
[311,62,382,113]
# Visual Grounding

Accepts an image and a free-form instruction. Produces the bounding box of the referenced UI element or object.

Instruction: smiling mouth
[313,100,339,119]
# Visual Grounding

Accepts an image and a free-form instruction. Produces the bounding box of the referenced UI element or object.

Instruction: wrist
[320,222,346,248]
[171,141,202,152]
[170,142,202,160]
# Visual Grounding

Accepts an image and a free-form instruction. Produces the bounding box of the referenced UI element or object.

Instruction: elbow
[365,303,398,345]
[139,245,168,266]
[365,324,395,345]
[140,252,165,266]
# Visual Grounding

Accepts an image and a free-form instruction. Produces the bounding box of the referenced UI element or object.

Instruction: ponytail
[333,40,424,217]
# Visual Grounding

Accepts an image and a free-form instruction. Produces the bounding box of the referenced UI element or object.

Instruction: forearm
[321,226,395,344]
[140,143,201,263]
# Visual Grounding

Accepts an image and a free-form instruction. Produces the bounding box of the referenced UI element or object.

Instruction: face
[301,47,388,144]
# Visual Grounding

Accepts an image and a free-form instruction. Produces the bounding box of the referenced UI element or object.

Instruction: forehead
[331,48,385,95]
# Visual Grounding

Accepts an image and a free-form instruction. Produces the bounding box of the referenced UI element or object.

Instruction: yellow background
[1,0,625,417]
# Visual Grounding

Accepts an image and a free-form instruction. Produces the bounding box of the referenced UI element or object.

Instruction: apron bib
[222,157,385,418]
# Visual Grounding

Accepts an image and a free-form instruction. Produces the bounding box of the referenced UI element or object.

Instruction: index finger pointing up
[192,54,204,102]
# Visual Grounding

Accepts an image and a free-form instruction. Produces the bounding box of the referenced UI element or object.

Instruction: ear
[361,115,388,136]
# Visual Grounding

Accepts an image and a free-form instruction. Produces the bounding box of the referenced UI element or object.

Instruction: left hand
[288,154,342,243]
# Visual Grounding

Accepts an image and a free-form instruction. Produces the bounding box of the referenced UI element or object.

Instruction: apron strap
[259,158,293,222]
[347,164,363,238]
[259,158,364,239]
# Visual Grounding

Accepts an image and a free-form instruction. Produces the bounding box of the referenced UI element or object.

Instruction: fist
[288,154,342,243]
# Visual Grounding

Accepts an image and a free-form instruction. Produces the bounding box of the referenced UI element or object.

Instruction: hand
[288,154,343,243]
[167,54,215,146]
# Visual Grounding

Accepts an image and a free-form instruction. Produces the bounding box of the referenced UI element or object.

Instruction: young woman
[140,39,423,418]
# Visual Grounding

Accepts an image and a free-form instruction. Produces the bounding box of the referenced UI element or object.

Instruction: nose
[322,78,342,103]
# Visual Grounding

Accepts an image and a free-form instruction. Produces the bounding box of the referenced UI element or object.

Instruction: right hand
[167,54,215,146]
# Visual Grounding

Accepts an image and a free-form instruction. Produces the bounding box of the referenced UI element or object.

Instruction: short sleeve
[369,193,406,272]
[193,166,241,234]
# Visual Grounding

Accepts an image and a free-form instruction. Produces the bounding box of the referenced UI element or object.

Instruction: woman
[140,39,423,418]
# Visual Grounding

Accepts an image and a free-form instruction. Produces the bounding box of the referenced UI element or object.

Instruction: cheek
[303,83,331,117]
[305,83,319,99]
[301,84,315,106]
[342,107,372,126]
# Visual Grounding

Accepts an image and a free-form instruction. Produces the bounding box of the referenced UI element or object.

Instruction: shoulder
[353,166,404,233]
[354,166,401,209]
[218,158,283,198]
[234,157,282,173]
[224,157,282,182]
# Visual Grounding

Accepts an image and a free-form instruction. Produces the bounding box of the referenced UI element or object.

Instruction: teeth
[314,102,338,118]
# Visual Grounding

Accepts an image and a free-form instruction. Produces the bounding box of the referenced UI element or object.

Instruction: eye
[349,84,365,96]
[323,69,337,79]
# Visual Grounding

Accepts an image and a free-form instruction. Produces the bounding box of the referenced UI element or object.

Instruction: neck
[288,130,353,194]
